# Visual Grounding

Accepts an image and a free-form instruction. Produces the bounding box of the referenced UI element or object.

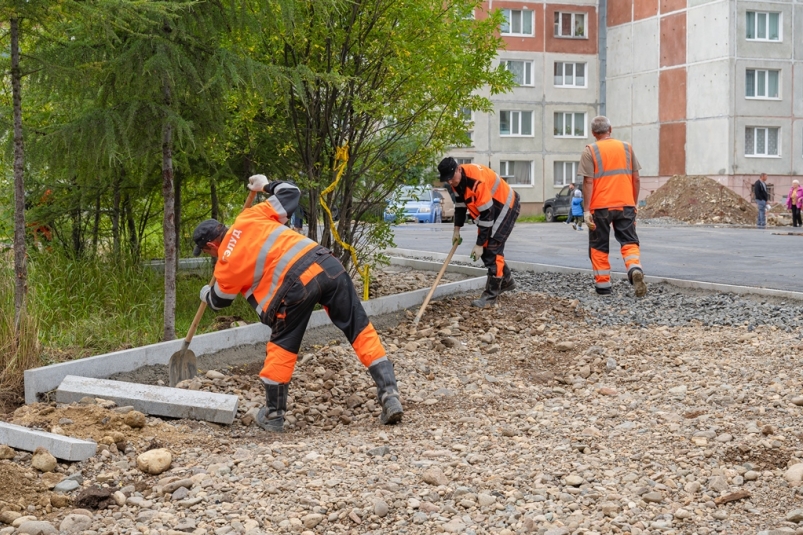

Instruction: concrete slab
[0,421,97,461]
[55,376,239,425]
[24,267,484,404]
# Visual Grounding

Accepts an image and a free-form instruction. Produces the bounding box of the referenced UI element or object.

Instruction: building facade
[446,0,803,214]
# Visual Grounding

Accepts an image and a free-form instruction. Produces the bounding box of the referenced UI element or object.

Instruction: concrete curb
[385,248,803,302]
[0,421,97,461]
[56,376,239,425]
[24,271,486,404]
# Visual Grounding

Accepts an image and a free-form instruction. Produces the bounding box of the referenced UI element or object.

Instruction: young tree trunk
[210,180,219,222]
[91,189,101,255]
[112,170,122,258]
[123,192,138,258]
[174,170,181,271]
[10,17,28,331]
[161,82,177,341]
[70,177,83,258]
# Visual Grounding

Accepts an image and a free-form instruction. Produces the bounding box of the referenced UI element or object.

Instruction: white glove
[247,174,269,192]
[470,244,483,262]
[199,285,212,305]
[583,211,596,231]
[452,227,462,246]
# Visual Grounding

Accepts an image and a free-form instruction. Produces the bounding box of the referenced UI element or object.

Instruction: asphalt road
[390,222,803,292]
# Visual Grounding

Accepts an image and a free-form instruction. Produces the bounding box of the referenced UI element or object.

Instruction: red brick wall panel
[659,122,686,175]
[661,0,686,15]
[634,0,658,21]
[659,68,687,122]
[660,12,686,67]
[608,0,632,27]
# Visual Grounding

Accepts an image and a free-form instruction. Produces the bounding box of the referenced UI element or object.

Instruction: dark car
[543,183,583,222]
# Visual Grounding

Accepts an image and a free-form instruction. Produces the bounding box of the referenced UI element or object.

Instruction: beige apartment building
[445,0,803,215]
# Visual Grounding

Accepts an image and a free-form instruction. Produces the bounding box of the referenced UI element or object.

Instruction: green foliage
[518,214,547,223]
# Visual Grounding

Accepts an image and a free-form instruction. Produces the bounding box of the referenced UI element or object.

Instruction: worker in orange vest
[438,158,520,308]
[192,175,403,432]
[578,116,647,297]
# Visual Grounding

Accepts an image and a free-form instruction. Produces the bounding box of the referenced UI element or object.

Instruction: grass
[0,251,257,404]
[518,214,547,223]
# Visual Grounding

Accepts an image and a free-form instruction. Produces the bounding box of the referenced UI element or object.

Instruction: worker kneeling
[192,175,403,432]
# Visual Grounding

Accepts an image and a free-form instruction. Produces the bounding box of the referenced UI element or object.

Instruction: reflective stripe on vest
[588,139,636,210]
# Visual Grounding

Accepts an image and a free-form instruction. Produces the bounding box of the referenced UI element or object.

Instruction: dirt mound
[641,175,757,225]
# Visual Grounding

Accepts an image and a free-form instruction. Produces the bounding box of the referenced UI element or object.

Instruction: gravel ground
[3,271,803,535]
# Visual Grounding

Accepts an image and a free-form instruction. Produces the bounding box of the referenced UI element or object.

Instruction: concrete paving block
[56,376,238,425]
[0,421,97,461]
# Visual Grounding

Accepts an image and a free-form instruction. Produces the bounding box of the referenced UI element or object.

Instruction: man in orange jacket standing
[578,116,647,297]
[192,175,403,432]
[438,157,520,308]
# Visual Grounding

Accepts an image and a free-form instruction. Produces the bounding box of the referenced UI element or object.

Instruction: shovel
[169,189,258,387]
[412,241,459,327]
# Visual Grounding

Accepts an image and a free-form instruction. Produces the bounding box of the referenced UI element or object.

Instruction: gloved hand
[199,285,212,305]
[247,174,269,192]
[470,244,483,262]
[452,227,462,246]
[583,211,596,231]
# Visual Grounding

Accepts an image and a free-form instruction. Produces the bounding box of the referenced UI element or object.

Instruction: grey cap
[192,219,228,256]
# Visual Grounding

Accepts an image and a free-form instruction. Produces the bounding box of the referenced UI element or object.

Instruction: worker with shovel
[438,157,520,308]
[191,175,403,432]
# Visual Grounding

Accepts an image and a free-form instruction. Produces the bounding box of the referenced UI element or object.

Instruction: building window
[501,9,534,37]
[745,127,779,156]
[554,12,585,38]
[553,161,579,186]
[554,112,586,138]
[554,62,586,88]
[746,69,779,99]
[500,110,533,136]
[500,161,533,186]
[746,11,780,41]
[455,158,473,165]
[504,60,533,86]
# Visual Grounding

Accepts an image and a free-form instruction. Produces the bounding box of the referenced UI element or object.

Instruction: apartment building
[446,0,803,214]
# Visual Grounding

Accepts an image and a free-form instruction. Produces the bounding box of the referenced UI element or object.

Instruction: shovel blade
[168,349,197,387]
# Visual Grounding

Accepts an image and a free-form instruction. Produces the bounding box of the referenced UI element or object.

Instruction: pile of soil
[641,175,757,225]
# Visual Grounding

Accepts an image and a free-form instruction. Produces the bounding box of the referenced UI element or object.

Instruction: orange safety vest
[213,201,323,324]
[454,163,517,234]
[587,139,636,211]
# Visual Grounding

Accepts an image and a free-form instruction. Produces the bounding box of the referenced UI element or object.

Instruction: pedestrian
[578,116,647,297]
[438,157,520,308]
[291,203,305,233]
[191,175,403,432]
[564,184,577,226]
[786,180,802,228]
[754,173,769,228]
[568,188,584,230]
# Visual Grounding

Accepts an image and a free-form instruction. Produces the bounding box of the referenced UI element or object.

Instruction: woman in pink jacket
[788,180,803,227]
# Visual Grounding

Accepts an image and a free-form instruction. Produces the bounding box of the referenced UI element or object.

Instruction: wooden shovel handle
[413,241,459,326]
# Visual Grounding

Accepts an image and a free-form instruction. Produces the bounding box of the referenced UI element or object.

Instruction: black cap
[192,219,228,256]
[438,157,458,181]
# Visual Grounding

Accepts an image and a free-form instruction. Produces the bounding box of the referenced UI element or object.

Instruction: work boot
[630,269,648,298]
[472,276,501,308]
[500,265,516,293]
[368,359,403,425]
[256,382,288,432]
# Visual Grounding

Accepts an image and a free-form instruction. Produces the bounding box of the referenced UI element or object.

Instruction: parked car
[543,183,583,222]
[432,187,455,222]
[384,186,447,224]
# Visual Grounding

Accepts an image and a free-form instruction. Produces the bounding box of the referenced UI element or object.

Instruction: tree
[241,0,511,267]
[9,16,26,329]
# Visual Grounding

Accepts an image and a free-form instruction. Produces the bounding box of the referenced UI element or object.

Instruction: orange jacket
[587,139,636,210]
[207,183,326,324]
[451,163,519,245]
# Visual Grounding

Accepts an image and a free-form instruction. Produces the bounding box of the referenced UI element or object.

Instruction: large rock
[136,448,172,475]
[31,447,57,472]
[301,514,323,529]
[785,463,803,485]
[421,467,449,486]
[124,411,146,429]
[16,521,58,535]
[59,514,92,533]
[0,444,15,459]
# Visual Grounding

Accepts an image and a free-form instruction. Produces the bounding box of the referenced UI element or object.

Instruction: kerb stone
[56,376,238,425]
[0,422,96,461]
